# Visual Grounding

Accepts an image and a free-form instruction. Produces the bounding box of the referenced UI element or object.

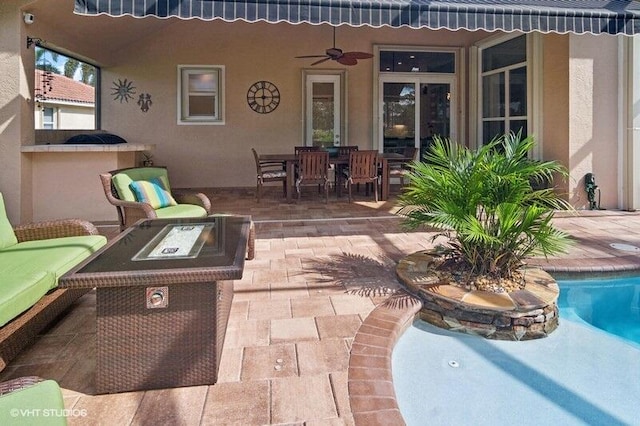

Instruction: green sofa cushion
[112,167,171,202]
[0,193,18,250]
[0,379,67,426]
[154,204,208,219]
[0,235,107,287]
[0,272,55,327]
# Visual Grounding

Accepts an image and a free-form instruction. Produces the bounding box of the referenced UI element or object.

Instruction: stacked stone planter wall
[396,251,560,341]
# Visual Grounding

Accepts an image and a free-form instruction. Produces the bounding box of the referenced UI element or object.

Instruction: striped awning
[74,0,640,35]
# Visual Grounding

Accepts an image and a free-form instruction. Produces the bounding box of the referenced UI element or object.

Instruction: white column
[621,35,640,211]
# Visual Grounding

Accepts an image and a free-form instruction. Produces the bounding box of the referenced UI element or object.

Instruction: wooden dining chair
[333,145,359,190]
[295,150,330,203]
[389,146,419,185]
[345,150,379,202]
[294,146,321,155]
[252,148,287,202]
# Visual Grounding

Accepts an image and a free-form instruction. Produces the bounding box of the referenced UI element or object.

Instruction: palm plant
[397,132,572,280]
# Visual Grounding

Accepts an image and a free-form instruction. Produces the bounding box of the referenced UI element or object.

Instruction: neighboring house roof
[74,0,640,36]
[35,70,94,104]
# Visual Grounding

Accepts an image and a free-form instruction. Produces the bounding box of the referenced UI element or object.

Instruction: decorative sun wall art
[111,78,136,103]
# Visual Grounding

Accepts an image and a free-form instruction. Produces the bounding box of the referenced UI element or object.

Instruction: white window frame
[474,33,542,158]
[177,65,225,125]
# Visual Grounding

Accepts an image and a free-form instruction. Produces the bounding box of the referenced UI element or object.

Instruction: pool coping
[348,263,640,426]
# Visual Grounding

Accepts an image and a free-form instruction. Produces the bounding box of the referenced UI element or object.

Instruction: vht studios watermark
[10,408,87,418]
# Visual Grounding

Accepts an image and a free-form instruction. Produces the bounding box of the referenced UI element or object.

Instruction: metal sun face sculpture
[111,78,136,103]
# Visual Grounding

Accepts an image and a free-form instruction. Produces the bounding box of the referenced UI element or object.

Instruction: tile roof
[35,69,95,104]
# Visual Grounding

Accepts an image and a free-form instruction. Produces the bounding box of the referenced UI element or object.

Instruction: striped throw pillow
[129,178,177,209]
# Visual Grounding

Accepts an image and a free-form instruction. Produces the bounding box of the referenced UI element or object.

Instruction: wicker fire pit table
[59,215,251,394]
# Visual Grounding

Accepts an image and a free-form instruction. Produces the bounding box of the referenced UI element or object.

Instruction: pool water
[392,277,640,426]
[558,276,640,347]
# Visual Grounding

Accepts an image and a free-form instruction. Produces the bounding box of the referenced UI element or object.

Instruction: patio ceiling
[74,0,640,35]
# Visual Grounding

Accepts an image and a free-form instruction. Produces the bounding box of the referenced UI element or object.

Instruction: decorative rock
[493,316,511,327]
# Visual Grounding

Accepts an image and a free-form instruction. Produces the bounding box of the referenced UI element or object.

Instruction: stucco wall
[0,1,32,223]
[567,34,620,209]
[97,21,482,189]
[542,34,570,199]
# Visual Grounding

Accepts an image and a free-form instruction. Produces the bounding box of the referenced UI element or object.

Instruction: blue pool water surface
[392,278,640,426]
[558,276,640,347]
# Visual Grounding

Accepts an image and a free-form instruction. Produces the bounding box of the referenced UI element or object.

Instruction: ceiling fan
[295,26,373,66]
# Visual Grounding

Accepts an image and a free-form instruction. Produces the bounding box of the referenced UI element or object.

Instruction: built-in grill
[64,133,127,144]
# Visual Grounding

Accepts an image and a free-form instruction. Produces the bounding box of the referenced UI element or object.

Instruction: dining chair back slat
[296,150,330,203]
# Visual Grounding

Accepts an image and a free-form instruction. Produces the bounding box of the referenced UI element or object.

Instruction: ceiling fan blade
[296,54,329,59]
[311,57,332,66]
[337,56,358,66]
[342,52,374,60]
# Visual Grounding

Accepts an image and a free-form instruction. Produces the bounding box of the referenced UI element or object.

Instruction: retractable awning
[74,0,640,35]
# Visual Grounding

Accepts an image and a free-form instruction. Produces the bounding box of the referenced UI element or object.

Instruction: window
[42,107,55,129]
[380,51,455,73]
[480,35,528,144]
[34,46,98,130]
[178,66,225,124]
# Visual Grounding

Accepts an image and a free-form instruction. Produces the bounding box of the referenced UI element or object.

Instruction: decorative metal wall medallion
[247,81,280,114]
[138,93,152,112]
[111,78,136,103]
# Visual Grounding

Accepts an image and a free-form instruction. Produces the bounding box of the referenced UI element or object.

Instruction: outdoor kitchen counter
[22,144,155,222]
[21,143,154,152]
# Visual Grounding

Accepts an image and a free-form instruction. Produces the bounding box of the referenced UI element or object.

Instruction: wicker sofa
[0,193,107,371]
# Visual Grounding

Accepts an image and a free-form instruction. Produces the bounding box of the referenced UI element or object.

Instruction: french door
[305,73,343,148]
[379,75,456,160]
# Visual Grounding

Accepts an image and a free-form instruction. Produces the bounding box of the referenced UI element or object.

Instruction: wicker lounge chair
[100,166,255,259]
[100,166,211,231]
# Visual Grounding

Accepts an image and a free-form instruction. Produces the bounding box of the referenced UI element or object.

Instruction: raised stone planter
[396,251,559,340]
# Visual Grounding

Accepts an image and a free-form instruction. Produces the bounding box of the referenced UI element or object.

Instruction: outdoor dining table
[259,151,411,203]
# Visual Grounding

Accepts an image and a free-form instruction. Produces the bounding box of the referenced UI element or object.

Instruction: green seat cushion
[0,235,107,286]
[129,178,177,209]
[111,167,171,202]
[154,204,208,219]
[0,193,18,250]
[0,379,67,426]
[0,271,55,327]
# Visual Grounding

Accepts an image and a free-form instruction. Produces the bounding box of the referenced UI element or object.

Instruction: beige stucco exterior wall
[35,103,95,130]
[97,21,483,190]
[566,34,620,209]
[542,34,570,199]
[0,1,34,224]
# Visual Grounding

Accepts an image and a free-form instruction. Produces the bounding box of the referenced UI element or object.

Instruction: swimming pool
[558,276,640,347]
[392,278,640,426]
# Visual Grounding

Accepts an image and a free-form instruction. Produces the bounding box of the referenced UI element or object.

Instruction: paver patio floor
[2,187,640,425]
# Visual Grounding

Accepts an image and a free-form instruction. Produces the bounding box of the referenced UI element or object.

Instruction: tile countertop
[21,144,154,152]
